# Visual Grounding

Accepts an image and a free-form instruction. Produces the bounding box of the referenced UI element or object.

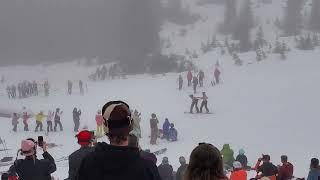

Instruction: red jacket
[278,162,293,180]
[230,169,247,180]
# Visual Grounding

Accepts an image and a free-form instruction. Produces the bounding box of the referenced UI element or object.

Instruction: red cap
[76,131,92,146]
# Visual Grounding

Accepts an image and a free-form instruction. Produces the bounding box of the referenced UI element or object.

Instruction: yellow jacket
[36,113,46,122]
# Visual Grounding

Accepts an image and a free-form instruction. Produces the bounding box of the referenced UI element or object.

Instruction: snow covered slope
[0,48,320,179]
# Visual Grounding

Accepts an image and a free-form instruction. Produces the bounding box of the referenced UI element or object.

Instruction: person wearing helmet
[230,161,247,180]
[176,156,188,180]
[158,157,174,180]
[10,138,56,180]
[95,110,104,138]
[150,113,159,145]
[68,130,94,180]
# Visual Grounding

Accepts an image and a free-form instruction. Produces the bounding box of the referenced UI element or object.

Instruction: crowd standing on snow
[67,80,86,95]
[1,101,320,180]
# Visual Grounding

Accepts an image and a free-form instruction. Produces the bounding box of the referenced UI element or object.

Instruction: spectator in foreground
[307,158,320,180]
[236,149,248,169]
[176,156,188,180]
[11,138,56,180]
[277,155,293,180]
[140,149,157,165]
[185,143,227,180]
[221,144,235,170]
[230,161,247,180]
[254,155,278,180]
[158,157,174,180]
[77,101,161,180]
[68,130,94,180]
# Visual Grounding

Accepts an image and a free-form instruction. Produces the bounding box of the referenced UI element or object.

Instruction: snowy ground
[0,48,320,179]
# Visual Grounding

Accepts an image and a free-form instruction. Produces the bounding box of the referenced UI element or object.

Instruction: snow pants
[47,121,53,132]
[190,102,200,113]
[215,75,220,84]
[74,120,80,132]
[54,120,63,131]
[23,119,29,131]
[35,121,43,132]
[150,128,158,145]
[200,100,209,113]
[12,124,17,132]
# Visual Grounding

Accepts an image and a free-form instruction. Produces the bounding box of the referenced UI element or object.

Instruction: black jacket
[140,150,157,165]
[77,142,161,180]
[68,146,93,180]
[13,152,56,180]
[73,110,81,121]
[158,164,174,180]
[236,154,248,168]
[176,164,188,180]
[257,162,278,177]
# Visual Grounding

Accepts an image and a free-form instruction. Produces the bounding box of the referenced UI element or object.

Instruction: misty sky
[0,0,160,66]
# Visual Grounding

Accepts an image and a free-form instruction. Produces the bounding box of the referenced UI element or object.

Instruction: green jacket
[221,144,235,166]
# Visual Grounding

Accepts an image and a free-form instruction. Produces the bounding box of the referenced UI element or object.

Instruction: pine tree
[283,0,303,36]
[211,35,218,48]
[223,0,237,34]
[256,47,263,61]
[310,0,320,31]
[233,0,254,52]
[254,26,266,50]
[273,40,282,54]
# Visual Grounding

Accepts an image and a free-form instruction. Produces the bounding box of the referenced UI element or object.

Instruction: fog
[0,0,161,66]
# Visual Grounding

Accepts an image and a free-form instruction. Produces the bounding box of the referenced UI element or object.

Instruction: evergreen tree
[312,33,319,46]
[254,26,266,50]
[211,35,218,48]
[273,40,282,54]
[256,47,263,61]
[233,0,254,52]
[283,0,303,36]
[223,0,237,34]
[310,0,320,31]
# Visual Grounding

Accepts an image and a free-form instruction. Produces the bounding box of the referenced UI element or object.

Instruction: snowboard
[184,112,214,114]
[153,148,167,156]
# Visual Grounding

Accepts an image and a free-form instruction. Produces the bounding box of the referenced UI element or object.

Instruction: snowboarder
[221,144,235,170]
[73,108,81,132]
[189,95,200,113]
[46,110,54,132]
[131,110,142,139]
[178,75,183,90]
[12,113,19,132]
[68,80,73,95]
[79,80,84,95]
[54,108,63,131]
[200,92,209,113]
[192,76,198,94]
[150,113,159,145]
[168,123,178,142]
[214,67,221,84]
[35,111,46,132]
[176,156,188,180]
[22,111,30,131]
[158,157,174,180]
[44,80,49,97]
[162,118,170,140]
[198,70,205,87]
[95,110,104,138]
[187,70,192,87]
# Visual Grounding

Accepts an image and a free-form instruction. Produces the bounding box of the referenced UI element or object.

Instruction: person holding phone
[8,138,56,180]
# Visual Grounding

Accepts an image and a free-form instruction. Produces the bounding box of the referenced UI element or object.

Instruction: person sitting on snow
[162,118,170,140]
[168,123,178,142]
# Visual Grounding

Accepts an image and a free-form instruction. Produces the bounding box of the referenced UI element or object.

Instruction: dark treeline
[0,0,162,73]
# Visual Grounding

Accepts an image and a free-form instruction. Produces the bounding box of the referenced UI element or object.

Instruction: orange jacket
[230,169,247,180]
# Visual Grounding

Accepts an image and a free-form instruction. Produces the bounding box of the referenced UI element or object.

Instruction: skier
[178,75,183,90]
[192,76,198,94]
[95,110,104,138]
[54,108,63,131]
[131,110,142,139]
[44,80,49,97]
[68,80,73,95]
[35,111,46,132]
[187,70,192,87]
[189,95,200,113]
[221,144,235,170]
[96,67,101,80]
[79,80,84,95]
[46,110,54,132]
[150,113,159,145]
[176,156,188,180]
[168,123,178,142]
[73,108,81,132]
[158,157,174,180]
[12,113,19,132]
[32,81,38,96]
[22,110,30,131]
[198,70,205,87]
[214,67,221,84]
[162,118,170,140]
[101,65,107,80]
[12,85,16,98]
[200,92,209,113]
[236,149,248,170]
[6,86,11,99]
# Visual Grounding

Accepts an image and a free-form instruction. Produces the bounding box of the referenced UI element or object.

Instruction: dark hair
[185,144,226,180]
[107,134,127,145]
[281,155,288,162]
[263,155,271,161]
[128,134,139,148]
[310,158,319,168]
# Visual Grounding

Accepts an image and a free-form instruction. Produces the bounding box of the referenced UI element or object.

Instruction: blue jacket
[168,128,178,141]
[307,168,320,180]
[163,120,170,136]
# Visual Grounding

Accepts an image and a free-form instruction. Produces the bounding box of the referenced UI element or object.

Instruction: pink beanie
[21,140,35,156]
